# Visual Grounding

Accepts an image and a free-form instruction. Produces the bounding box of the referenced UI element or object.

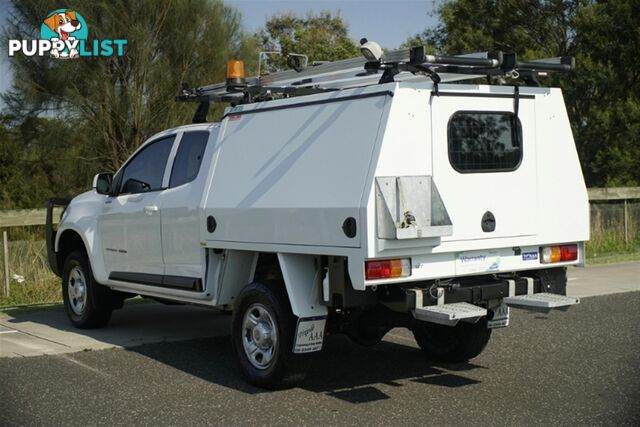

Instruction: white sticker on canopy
[456,250,501,274]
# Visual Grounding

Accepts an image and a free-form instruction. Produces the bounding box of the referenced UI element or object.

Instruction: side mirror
[122,178,150,194]
[93,173,113,195]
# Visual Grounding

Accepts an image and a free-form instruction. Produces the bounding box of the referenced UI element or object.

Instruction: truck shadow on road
[129,332,486,403]
[3,303,486,403]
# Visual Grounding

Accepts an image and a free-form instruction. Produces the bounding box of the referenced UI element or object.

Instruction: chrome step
[413,302,487,326]
[503,292,579,313]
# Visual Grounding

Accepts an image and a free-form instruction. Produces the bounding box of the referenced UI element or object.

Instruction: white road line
[0,330,19,334]
[57,354,112,379]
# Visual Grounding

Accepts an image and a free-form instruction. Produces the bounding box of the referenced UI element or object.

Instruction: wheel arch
[56,229,89,274]
[58,229,126,311]
[216,251,327,318]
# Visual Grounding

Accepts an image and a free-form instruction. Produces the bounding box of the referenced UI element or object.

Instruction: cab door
[159,130,213,280]
[100,135,176,279]
[430,90,538,241]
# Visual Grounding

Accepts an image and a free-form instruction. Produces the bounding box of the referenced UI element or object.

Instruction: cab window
[119,136,175,193]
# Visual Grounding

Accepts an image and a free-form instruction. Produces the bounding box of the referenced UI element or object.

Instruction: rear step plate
[414,302,487,326]
[503,293,579,312]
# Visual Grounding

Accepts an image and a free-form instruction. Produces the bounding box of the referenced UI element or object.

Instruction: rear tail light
[365,258,411,280]
[540,244,578,264]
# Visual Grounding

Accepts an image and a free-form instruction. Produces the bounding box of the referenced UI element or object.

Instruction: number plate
[293,316,326,354]
[487,302,510,329]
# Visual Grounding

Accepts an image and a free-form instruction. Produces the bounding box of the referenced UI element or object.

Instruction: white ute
[46,43,588,388]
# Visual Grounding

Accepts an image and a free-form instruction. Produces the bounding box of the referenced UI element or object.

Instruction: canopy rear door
[430,91,538,241]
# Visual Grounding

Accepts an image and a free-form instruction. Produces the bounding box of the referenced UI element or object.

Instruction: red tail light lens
[365,258,411,280]
[559,244,578,261]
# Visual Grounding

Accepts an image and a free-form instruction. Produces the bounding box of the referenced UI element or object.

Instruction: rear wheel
[411,319,492,363]
[62,251,112,328]
[231,282,313,389]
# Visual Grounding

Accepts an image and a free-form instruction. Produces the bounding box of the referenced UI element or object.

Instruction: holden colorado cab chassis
[46,47,587,388]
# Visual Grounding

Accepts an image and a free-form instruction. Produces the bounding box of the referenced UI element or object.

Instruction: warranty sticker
[456,250,501,274]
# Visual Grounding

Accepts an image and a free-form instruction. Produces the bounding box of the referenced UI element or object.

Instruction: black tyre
[231,282,313,389]
[61,250,112,329]
[411,319,492,363]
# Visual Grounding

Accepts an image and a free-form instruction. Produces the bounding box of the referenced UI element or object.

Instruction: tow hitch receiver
[503,293,579,313]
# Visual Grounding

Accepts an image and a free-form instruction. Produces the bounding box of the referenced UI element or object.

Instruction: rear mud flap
[293,316,326,354]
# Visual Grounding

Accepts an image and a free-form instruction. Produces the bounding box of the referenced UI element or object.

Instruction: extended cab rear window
[447,111,522,173]
[169,131,209,187]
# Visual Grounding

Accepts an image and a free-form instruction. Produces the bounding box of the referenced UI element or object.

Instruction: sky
[0,1,438,96]
[227,0,437,49]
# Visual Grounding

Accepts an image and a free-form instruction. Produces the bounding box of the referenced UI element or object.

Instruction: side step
[414,302,487,326]
[503,292,579,313]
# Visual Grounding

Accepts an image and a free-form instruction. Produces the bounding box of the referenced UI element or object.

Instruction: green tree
[256,11,358,72]
[405,0,640,186]
[566,0,640,186]
[0,114,96,209]
[409,0,582,57]
[3,0,256,172]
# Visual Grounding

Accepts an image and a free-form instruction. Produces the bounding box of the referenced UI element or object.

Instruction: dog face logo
[43,11,81,41]
[40,9,88,58]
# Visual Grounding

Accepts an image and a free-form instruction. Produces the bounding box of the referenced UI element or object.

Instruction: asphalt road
[1,292,639,426]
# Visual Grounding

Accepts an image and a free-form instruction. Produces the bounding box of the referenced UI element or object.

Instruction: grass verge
[586,229,640,265]
[0,240,60,307]
[586,252,640,265]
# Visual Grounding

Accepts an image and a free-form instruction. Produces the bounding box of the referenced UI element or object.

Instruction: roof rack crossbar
[424,54,500,68]
[175,45,575,110]
[516,58,575,72]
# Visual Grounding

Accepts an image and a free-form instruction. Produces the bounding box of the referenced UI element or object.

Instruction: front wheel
[62,251,112,329]
[411,319,492,363]
[231,282,313,389]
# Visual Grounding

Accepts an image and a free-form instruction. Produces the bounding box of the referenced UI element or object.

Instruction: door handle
[144,205,159,215]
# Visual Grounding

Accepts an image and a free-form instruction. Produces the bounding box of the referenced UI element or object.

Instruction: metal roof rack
[177,43,574,123]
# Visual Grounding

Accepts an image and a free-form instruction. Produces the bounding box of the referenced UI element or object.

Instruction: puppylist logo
[8,9,127,59]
